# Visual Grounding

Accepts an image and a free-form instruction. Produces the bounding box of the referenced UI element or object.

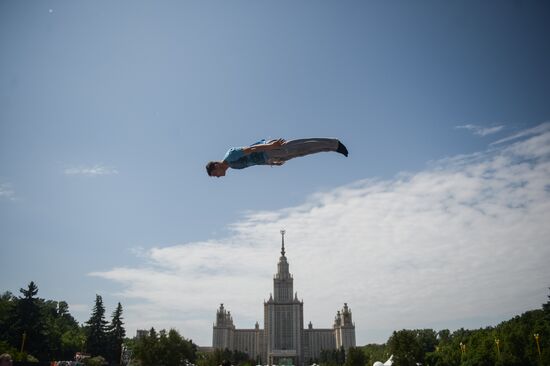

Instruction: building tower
[264,230,304,366]
[213,303,235,350]
[334,303,356,351]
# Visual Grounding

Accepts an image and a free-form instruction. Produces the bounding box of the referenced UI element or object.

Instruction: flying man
[206,138,348,177]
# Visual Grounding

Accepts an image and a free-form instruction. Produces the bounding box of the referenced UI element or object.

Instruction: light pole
[20,331,26,353]
[534,333,541,360]
[120,344,126,366]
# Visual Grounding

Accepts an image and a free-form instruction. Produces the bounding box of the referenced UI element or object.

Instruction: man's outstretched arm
[242,138,285,154]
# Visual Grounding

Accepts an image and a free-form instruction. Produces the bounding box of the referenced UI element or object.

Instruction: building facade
[213,231,356,366]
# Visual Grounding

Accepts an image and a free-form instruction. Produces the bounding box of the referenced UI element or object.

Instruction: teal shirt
[223,140,269,169]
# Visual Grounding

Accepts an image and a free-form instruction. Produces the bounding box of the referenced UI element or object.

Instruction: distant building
[198,346,215,354]
[213,231,356,366]
[136,329,149,339]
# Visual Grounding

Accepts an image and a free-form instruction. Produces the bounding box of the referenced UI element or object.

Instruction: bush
[83,356,107,366]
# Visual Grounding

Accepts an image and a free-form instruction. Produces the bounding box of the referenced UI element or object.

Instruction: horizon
[7,234,550,347]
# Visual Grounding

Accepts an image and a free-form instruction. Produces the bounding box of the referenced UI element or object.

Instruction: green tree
[344,347,366,366]
[416,329,437,355]
[133,327,159,366]
[543,287,550,316]
[0,292,15,341]
[86,295,108,357]
[361,344,389,366]
[231,349,254,366]
[41,299,81,359]
[197,348,232,366]
[83,355,107,366]
[61,327,87,359]
[388,330,422,366]
[437,329,451,345]
[107,302,126,364]
[133,327,196,366]
[0,283,84,361]
[10,282,48,360]
[320,347,346,366]
[157,329,194,366]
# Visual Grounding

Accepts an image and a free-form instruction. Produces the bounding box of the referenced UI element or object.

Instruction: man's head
[206,161,227,177]
[0,354,12,366]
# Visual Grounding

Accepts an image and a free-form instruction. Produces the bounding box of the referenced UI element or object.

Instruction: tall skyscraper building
[213,231,356,366]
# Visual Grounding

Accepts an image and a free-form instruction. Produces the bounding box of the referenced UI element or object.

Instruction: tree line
[126,327,197,366]
[0,281,126,364]
[0,281,198,366]
[302,290,549,366]
[359,290,550,366]
[194,348,254,366]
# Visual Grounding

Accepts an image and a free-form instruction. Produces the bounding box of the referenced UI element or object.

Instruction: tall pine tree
[107,302,126,363]
[12,281,47,359]
[85,295,108,357]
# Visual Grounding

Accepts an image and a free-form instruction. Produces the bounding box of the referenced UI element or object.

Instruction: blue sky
[1,1,549,345]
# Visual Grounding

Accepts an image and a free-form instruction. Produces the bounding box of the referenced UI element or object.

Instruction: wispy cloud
[68,303,90,314]
[491,122,550,146]
[92,123,550,345]
[455,124,504,136]
[0,183,16,201]
[64,164,119,177]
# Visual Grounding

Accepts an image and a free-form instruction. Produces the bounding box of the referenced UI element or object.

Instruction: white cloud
[491,122,550,147]
[68,303,90,314]
[91,123,550,345]
[64,164,119,177]
[455,124,504,136]
[0,183,16,200]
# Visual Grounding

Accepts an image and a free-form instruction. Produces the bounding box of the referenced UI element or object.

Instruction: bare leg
[267,138,339,162]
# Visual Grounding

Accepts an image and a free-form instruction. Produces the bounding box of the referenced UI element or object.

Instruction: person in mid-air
[206,138,348,177]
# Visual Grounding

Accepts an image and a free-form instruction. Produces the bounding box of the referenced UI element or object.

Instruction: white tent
[373,355,393,366]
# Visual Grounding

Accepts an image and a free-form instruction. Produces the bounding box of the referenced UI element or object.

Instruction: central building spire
[280,229,286,257]
[274,230,293,301]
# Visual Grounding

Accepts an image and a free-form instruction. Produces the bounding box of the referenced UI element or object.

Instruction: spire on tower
[280,229,286,256]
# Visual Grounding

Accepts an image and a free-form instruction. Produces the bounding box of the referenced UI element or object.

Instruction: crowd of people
[0,354,86,366]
